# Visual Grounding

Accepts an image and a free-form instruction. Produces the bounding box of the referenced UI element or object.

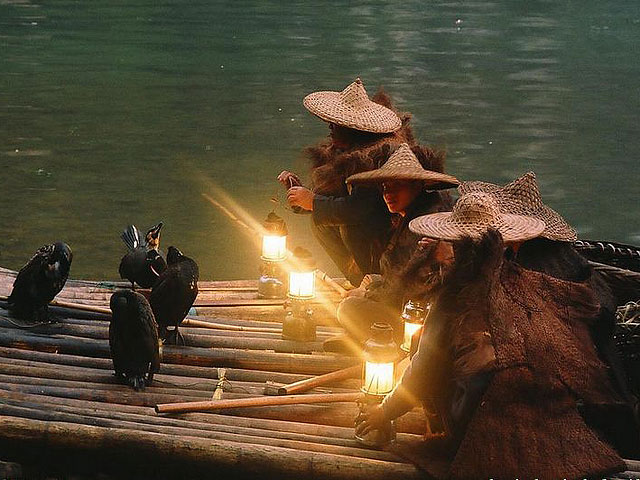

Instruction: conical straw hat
[303,78,402,133]
[345,143,460,190]
[409,192,545,242]
[458,172,577,242]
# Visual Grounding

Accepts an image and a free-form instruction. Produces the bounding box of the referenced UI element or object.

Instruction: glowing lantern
[356,322,400,446]
[288,248,316,300]
[261,212,287,262]
[258,212,287,299]
[282,247,316,342]
[361,323,399,396]
[401,300,430,354]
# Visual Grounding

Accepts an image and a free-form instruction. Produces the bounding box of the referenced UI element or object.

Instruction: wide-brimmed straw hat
[409,192,545,242]
[303,78,402,133]
[345,143,460,190]
[458,172,577,242]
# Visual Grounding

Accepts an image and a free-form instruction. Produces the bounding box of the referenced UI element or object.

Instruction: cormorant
[150,246,199,345]
[109,289,160,390]
[118,222,167,288]
[8,242,73,322]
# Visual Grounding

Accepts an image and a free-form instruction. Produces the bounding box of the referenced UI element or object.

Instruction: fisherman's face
[382,180,423,216]
[328,122,351,149]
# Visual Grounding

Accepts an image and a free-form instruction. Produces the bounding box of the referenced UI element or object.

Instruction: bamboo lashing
[155,392,360,414]
[201,192,348,297]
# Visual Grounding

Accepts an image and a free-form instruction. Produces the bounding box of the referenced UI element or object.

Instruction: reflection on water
[1,1,639,279]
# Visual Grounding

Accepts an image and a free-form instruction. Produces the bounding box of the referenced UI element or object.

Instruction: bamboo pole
[181,317,282,334]
[0,295,111,315]
[156,392,360,414]
[0,416,421,480]
[275,365,361,395]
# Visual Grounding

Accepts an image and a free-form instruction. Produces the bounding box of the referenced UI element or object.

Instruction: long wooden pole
[276,365,361,395]
[155,392,360,414]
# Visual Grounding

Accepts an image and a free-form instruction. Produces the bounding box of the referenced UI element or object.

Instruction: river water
[1,0,639,280]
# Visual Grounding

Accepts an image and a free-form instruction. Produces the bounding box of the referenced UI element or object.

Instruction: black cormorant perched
[8,242,73,322]
[118,222,167,288]
[150,246,199,345]
[109,289,160,390]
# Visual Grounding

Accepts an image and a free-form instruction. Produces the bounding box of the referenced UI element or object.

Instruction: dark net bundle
[614,300,640,398]
[575,240,640,272]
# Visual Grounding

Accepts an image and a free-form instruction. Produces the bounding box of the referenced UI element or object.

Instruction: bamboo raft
[0,265,639,479]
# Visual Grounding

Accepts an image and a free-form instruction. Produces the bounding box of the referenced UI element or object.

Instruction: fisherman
[322,143,459,353]
[356,192,630,479]
[458,171,640,456]
[277,78,447,286]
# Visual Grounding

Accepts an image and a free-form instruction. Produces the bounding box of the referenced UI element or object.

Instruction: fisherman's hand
[418,237,438,250]
[287,186,314,211]
[359,274,383,290]
[346,287,366,298]
[355,403,388,437]
[277,170,303,188]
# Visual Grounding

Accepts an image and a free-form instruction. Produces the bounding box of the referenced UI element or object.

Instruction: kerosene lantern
[400,300,430,356]
[258,212,287,299]
[282,247,316,341]
[355,322,400,446]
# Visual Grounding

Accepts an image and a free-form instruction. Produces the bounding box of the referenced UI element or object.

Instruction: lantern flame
[262,235,287,261]
[363,361,395,396]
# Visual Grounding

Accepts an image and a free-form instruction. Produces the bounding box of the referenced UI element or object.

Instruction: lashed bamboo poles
[0,347,341,386]
[0,330,356,374]
[0,353,425,434]
[0,416,421,480]
[0,318,321,354]
[0,402,398,463]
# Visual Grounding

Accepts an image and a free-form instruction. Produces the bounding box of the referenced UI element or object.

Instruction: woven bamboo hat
[303,78,402,133]
[409,192,545,242]
[458,172,577,242]
[345,143,460,190]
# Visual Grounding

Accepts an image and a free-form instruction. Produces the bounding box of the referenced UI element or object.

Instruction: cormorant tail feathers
[121,225,143,251]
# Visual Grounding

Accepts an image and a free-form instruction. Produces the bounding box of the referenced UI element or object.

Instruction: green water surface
[1,0,639,280]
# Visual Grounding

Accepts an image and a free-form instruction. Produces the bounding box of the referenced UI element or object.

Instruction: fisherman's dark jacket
[382,230,628,480]
[365,190,453,310]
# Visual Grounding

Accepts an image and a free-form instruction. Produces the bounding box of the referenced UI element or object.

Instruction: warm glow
[289,270,315,298]
[262,235,287,261]
[363,361,395,396]
[402,321,423,351]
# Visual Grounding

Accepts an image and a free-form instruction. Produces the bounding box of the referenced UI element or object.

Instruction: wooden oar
[155,392,361,414]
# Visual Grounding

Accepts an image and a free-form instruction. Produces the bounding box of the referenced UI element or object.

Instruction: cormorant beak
[149,222,164,240]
